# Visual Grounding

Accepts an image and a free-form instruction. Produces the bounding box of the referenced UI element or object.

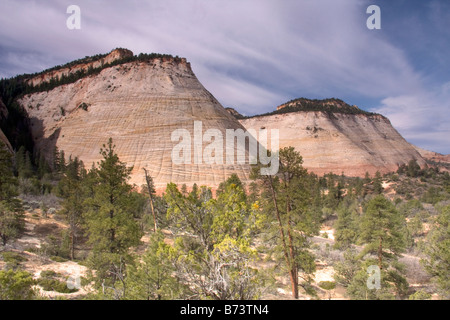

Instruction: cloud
[0,0,448,153]
[374,83,450,154]
[0,1,420,94]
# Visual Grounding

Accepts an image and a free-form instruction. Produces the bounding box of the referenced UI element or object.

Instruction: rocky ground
[0,209,90,299]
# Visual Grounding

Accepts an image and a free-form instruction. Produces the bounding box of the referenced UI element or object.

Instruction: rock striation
[14,49,434,188]
[237,100,427,177]
[19,50,252,189]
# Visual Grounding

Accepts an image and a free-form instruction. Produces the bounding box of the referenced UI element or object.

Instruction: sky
[0,0,449,154]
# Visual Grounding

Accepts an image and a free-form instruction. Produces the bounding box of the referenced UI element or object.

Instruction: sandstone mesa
[1,48,442,190]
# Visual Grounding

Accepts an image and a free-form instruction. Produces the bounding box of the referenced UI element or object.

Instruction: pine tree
[180,184,188,196]
[14,146,25,175]
[0,143,17,201]
[58,150,66,174]
[334,248,361,288]
[216,173,245,197]
[353,177,365,198]
[373,171,383,195]
[84,138,142,290]
[37,152,51,179]
[334,199,359,249]
[125,231,182,300]
[0,203,24,246]
[0,141,24,246]
[164,176,264,299]
[406,160,421,178]
[165,183,214,250]
[52,146,60,172]
[58,156,86,260]
[251,147,320,299]
[352,195,409,299]
[421,205,450,299]
[24,151,34,178]
[346,260,403,300]
[208,177,261,245]
[359,195,406,269]
[364,172,371,184]
[323,173,343,210]
[15,146,33,178]
[0,269,35,300]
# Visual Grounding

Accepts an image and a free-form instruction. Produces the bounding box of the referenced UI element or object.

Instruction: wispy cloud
[0,0,448,153]
[374,82,450,154]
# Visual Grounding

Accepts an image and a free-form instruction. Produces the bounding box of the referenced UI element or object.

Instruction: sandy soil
[1,210,90,299]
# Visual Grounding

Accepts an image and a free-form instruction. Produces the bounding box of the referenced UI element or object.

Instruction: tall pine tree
[0,141,24,246]
[58,156,86,260]
[421,205,450,299]
[84,138,142,291]
[251,147,320,299]
[350,195,408,299]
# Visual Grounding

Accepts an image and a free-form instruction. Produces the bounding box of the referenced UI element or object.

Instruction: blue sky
[0,0,449,154]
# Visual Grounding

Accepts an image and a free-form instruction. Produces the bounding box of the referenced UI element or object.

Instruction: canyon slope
[237,98,427,177]
[18,49,251,189]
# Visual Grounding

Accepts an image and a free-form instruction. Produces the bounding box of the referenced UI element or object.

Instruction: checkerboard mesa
[235,97,428,177]
[17,49,252,191]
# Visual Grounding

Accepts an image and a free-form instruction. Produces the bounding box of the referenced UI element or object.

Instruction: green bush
[78,102,89,111]
[409,290,432,300]
[24,246,39,254]
[318,281,336,291]
[37,278,77,293]
[39,232,71,260]
[18,177,41,195]
[421,186,444,204]
[39,270,59,278]
[50,256,68,263]
[0,269,35,300]
[37,270,78,293]
[1,251,28,264]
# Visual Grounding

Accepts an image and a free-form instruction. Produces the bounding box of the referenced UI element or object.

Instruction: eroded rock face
[0,98,13,153]
[239,111,427,177]
[17,49,432,188]
[225,107,244,119]
[25,49,134,88]
[19,56,251,189]
[413,145,450,172]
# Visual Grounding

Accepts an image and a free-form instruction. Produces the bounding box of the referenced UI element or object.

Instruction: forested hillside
[1,138,448,300]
